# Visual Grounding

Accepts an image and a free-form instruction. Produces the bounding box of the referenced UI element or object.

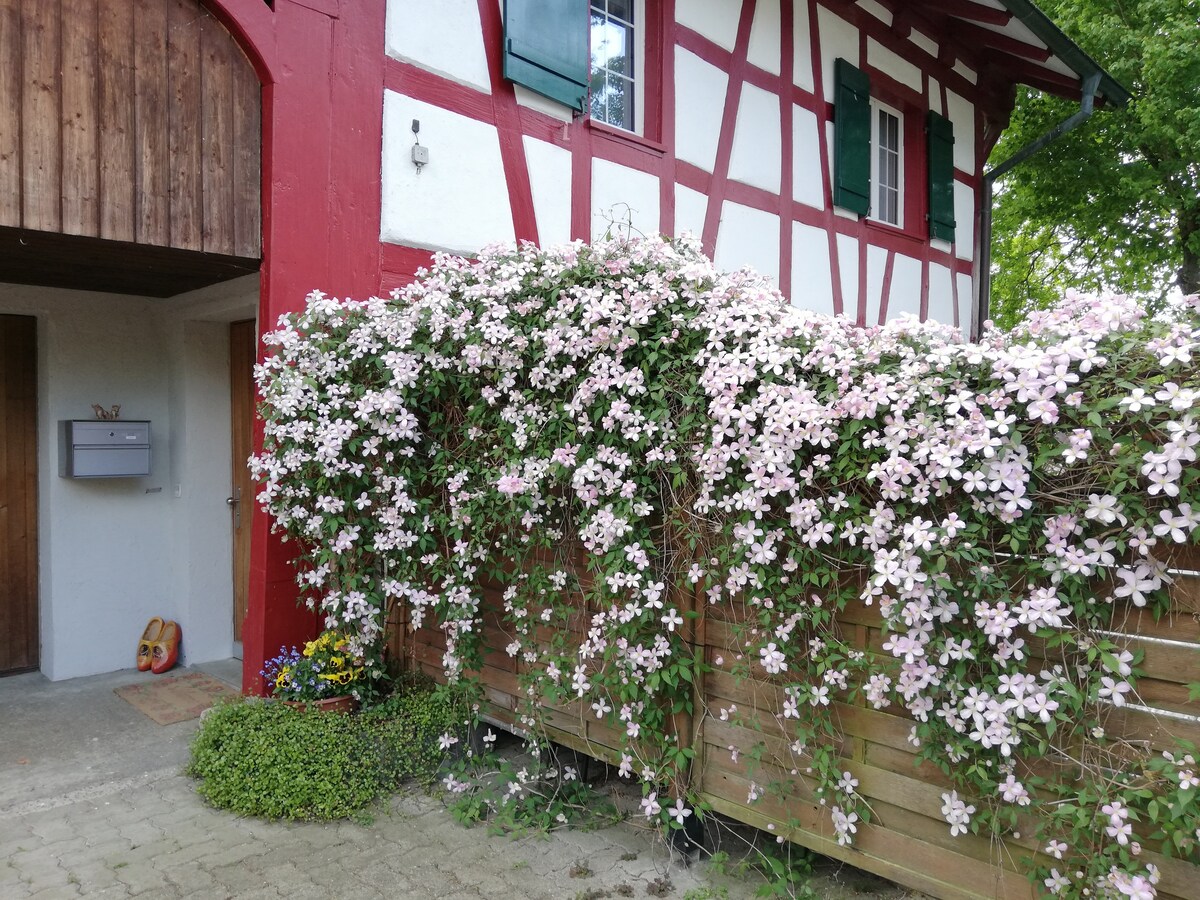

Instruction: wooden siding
[0,0,260,258]
[402,556,1200,900]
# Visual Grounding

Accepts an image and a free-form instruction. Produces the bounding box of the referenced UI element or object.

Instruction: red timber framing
[223,0,1024,692]
[202,0,387,692]
[381,0,1013,329]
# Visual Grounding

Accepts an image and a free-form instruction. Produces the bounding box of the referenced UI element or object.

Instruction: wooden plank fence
[391,553,1200,900]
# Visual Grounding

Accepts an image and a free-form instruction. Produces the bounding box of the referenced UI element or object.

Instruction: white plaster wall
[747,0,781,75]
[385,0,491,92]
[376,0,982,330]
[954,62,978,85]
[728,83,782,194]
[954,180,975,261]
[957,272,975,338]
[945,90,976,174]
[675,184,709,239]
[867,38,921,93]
[792,2,814,93]
[168,321,235,670]
[816,5,860,102]
[523,136,574,247]
[40,295,173,681]
[909,29,938,58]
[714,201,780,286]
[168,278,257,671]
[0,276,255,681]
[791,222,835,317]
[928,262,955,325]
[836,233,860,316]
[166,275,257,670]
[858,1,891,26]
[792,105,824,209]
[382,91,515,254]
[674,49,729,173]
[865,244,888,325]
[888,254,924,320]
[675,0,741,51]
[514,85,575,121]
[591,159,660,240]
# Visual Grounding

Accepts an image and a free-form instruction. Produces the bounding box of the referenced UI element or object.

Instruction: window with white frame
[833,58,956,241]
[589,0,644,133]
[872,102,903,227]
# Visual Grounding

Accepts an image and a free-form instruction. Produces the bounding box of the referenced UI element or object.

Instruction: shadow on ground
[0,663,925,899]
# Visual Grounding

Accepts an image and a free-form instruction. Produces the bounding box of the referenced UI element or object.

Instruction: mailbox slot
[59,420,151,478]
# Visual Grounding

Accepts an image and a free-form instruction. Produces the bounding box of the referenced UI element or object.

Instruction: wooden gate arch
[0,0,262,295]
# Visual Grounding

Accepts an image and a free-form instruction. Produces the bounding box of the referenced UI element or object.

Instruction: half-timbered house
[0,1,1124,691]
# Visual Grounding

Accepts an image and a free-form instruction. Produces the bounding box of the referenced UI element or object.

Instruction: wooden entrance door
[229,319,256,645]
[1,315,39,674]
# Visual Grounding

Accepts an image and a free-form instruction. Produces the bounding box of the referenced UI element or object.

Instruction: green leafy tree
[989,0,1200,328]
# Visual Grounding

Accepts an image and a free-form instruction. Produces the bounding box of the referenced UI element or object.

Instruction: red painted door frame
[204,0,387,692]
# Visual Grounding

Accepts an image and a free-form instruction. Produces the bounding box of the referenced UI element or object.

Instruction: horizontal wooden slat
[402,545,1200,900]
[700,767,1036,900]
[702,716,853,769]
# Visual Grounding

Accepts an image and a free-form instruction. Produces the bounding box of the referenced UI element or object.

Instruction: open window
[503,0,659,140]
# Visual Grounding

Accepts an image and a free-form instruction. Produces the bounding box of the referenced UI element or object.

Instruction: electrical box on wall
[59,420,151,478]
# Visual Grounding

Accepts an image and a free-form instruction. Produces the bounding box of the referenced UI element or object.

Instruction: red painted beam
[219,0,390,695]
[700,0,757,255]
[908,0,1013,28]
[948,19,1053,63]
[203,0,280,83]
[476,0,539,245]
[983,52,1083,98]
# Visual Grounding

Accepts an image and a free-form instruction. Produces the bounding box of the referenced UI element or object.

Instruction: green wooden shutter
[927,111,956,242]
[833,58,871,216]
[503,0,589,112]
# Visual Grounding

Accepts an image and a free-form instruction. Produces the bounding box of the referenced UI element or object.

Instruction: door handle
[227,487,243,529]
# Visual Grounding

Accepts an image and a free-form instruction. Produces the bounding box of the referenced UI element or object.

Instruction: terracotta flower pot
[283,694,357,714]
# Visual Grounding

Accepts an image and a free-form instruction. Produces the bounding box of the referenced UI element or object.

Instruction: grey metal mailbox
[59,420,151,478]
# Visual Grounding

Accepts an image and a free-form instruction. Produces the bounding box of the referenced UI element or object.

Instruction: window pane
[873,108,902,226]
[606,71,634,131]
[608,0,634,25]
[589,1,638,133]
[589,66,608,121]
[590,18,628,71]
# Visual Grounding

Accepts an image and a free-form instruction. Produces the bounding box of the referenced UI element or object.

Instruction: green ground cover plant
[187,677,461,820]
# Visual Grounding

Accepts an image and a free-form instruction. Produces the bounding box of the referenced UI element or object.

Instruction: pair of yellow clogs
[136,617,182,674]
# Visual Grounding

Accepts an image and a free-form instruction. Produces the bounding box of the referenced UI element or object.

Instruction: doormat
[114,672,240,725]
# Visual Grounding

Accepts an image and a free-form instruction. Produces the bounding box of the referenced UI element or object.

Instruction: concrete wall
[0,276,257,680]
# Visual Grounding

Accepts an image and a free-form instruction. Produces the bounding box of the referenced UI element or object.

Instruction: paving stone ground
[0,663,920,900]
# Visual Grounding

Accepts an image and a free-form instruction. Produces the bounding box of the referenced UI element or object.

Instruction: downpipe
[975,72,1103,338]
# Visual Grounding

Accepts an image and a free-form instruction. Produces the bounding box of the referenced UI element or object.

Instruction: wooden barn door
[229,319,256,647]
[0,315,38,675]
